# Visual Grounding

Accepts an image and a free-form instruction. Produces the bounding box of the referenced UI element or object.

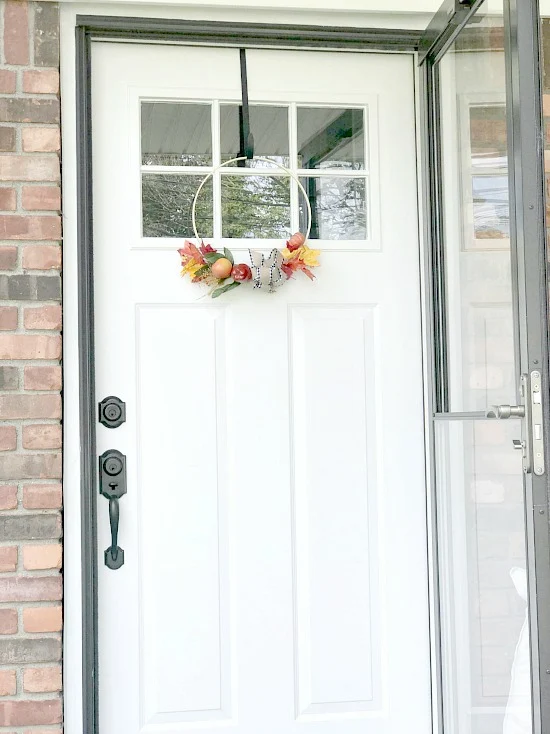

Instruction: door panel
[92,44,430,734]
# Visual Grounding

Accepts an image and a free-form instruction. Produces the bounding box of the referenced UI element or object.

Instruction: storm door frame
[74,19,423,734]
[419,0,550,731]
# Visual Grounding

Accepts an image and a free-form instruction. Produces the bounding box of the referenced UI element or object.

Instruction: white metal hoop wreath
[191,156,313,243]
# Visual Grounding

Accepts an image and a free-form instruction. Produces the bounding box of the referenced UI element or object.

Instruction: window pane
[439,10,517,412]
[141,102,212,166]
[469,105,508,169]
[299,177,367,240]
[142,175,213,238]
[221,175,290,238]
[220,105,289,167]
[435,419,531,734]
[297,107,365,171]
[471,175,510,243]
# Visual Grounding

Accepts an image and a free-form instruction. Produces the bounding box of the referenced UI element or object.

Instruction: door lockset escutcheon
[99,395,126,429]
[99,449,126,570]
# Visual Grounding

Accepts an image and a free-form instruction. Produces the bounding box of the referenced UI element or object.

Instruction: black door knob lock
[99,449,126,570]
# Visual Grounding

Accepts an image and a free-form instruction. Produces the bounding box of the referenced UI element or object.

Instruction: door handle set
[486,372,545,476]
[98,396,127,570]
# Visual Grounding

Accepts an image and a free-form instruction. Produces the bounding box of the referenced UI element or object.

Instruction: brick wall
[0,0,62,729]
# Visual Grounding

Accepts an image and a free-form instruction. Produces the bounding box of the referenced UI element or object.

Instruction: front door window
[140,100,369,242]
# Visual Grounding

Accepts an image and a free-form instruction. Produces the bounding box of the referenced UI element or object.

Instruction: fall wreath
[178,156,320,298]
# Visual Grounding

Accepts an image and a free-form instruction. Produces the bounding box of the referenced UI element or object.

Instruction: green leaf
[194,265,210,278]
[223,248,235,265]
[203,252,225,264]
[211,281,241,299]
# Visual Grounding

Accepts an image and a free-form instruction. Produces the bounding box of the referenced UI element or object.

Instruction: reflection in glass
[472,175,510,240]
[435,419,531,734]
[299,177,366,240]
[220,105,289,167]
[439,10,517,412]
[142,175,213,238]
[220,175,290,238]
[297,107,364,170]
[141,102,212,167]
[469,105,508,169]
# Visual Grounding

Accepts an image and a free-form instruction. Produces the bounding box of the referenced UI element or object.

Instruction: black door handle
[99,450,126,570]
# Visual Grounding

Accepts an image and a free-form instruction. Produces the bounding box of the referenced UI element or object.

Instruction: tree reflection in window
[300,177,367,240]
[221,176,290,239]
[142,175,213,238]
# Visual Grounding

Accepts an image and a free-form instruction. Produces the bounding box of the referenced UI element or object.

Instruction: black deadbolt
[99,396,126,429]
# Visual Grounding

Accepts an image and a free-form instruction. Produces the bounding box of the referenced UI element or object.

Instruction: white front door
[92,42,431,734]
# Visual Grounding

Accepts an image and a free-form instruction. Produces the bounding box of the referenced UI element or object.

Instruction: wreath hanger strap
[238,49,254,165]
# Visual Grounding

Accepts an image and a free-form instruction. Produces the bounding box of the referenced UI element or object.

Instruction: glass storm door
[91,43,432,734]
[421,1,550,733]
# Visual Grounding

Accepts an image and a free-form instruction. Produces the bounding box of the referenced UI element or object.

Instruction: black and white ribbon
[249,249,285,291]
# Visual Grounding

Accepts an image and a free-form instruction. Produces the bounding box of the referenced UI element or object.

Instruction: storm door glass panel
[439,15,517,413]
[435,419,530,734]
[434,6,533,734]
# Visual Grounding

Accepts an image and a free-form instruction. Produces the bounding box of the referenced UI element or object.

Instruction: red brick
[0,247,17,270]
[0,215,61,240]
[0,394,60,420]
[0,576,61,603]
[0,426,16,451]
[24,366,61,391]
[0,454,61,481]
[23,70,59,95]
[0,699,62,726]
[23,666,61,693]
[0,609,17,635]
[0,188,16,211]
[0,335,61,361]
[0,98,59,124]
[0,128,15,153]
[0,307,17,331]
[0,156,59,182]
[23,605,61,633]
[0,71,16,94]
[22,245,60,270]
[21,128,59,153]
[0,485,17,510]
[22,186,60,212]
[0,547,17,573]
[3,1,29,65]
[23,544,61,570]
[24,305,61,330]
[0,670,16,697]
[23,483,61,510]
[22,424,61,450]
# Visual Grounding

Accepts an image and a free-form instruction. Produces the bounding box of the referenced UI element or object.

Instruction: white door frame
[60,8,436,734]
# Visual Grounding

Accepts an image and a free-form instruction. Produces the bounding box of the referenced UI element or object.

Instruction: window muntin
[140,101,369,242]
